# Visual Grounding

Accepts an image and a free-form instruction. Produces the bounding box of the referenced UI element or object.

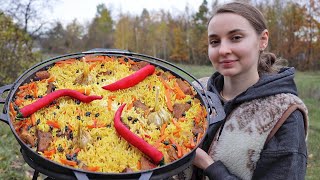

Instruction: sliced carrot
[177,144,183,158]
[127,102,133,110]
[44,149,56,156]
[18,84,30,90]
[76,88,91,96]
[14,98,23,106]
[47,76,56,83]
[173,81,186,100]
[173,130,180,137]
[153,135,167,148]
[182,147,187,156]
[172,118,181,130]
[87,118,97,129]
[105,56,114,62]
[83,55,105,62]
[169,137,177,145]
[169,138,182,158]
[164,89,173,112]
[178,117,187,122]
[118,57,126,64]
[194,117,201,124]
[55,59,76,64]
[128,59,136,65]
[137,160,141,170]
[107,95,116,110]
[183,142,192,149]
[30,114,36,126]
[46,120,60,129]
[34,87,38,97]
[158,76,171,90]
[160,123,167,136]
[86,166,100,172]
[89,63,97,70]
[60,158,77,166]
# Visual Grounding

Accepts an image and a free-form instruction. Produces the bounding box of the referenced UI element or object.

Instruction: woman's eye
[231,35,243,41]
[209,39,220,46]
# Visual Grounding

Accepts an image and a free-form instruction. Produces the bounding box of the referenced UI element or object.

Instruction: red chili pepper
[102,64,155,91]
[17,89,102,118]
[114,104,164,165]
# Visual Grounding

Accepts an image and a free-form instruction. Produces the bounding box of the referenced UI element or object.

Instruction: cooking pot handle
[202,91,225,125]
[73,171,89,180]
[139,171,153,180]
[0,84,13,104]
[0,84,13,124]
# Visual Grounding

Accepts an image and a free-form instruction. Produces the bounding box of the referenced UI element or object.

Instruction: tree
[114,13,135,51]
[303,0,320,70]
[0,0,56,37]
[281,2,306,67]
[0,12,40,86]
[85,4,114,49]
[65,19,85,52]
[170,24,188,62]
[40,22,67,53]
[190,0,210,65]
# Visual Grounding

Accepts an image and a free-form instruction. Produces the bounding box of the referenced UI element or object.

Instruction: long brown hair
[209,2,287,74]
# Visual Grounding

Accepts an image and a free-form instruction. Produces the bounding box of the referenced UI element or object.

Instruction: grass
[295,71,320,180]
[0,64,319,179]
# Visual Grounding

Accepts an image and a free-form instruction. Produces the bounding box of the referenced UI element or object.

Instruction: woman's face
[207,13,267,78]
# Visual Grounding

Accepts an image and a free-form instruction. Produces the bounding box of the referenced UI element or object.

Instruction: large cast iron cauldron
[0,49,225,180]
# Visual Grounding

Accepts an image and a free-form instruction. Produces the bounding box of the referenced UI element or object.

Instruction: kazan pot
[0,49,225,180]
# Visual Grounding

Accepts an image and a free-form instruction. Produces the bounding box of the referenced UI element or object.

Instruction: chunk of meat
[20,129,35,146]
[133,100,149,111]
[97,70,112,77]
[192,124,204,136]
[167,146,178,162]
[173,103,191,119]
[37,130,53,152]
[35,71,50,80]
[140,156,157,170]
[176,79,193,95]
[46,82,55,94]
[130,61,149,71]
[133,100,150,116]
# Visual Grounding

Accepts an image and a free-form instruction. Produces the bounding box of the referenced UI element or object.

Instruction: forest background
[0,0,320,86]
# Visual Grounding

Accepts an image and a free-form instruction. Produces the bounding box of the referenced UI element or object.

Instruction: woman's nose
[218,41,232,56]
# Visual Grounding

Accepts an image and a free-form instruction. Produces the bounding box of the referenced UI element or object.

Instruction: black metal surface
[0,49,224,180]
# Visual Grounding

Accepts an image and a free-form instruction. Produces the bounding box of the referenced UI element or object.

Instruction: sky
[46,0,231,25]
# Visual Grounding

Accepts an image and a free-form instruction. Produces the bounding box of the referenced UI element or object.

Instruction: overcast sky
[46,0,231,25]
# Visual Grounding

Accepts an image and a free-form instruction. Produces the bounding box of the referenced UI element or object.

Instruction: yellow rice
[11,55,207,173]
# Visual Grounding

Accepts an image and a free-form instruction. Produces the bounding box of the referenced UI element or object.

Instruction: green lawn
[0,65,319,179]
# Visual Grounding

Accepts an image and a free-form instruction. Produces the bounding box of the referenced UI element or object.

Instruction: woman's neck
[221,73,259,100]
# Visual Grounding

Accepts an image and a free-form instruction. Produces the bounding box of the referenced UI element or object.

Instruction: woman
[192,2,308,180]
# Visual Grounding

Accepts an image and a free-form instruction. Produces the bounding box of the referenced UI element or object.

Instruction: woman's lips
[220,60,237,68]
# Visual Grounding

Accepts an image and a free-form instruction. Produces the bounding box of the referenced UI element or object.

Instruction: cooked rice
[11,55,207,173]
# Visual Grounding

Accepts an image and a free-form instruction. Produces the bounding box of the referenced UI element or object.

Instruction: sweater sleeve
[203,110,307,180]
